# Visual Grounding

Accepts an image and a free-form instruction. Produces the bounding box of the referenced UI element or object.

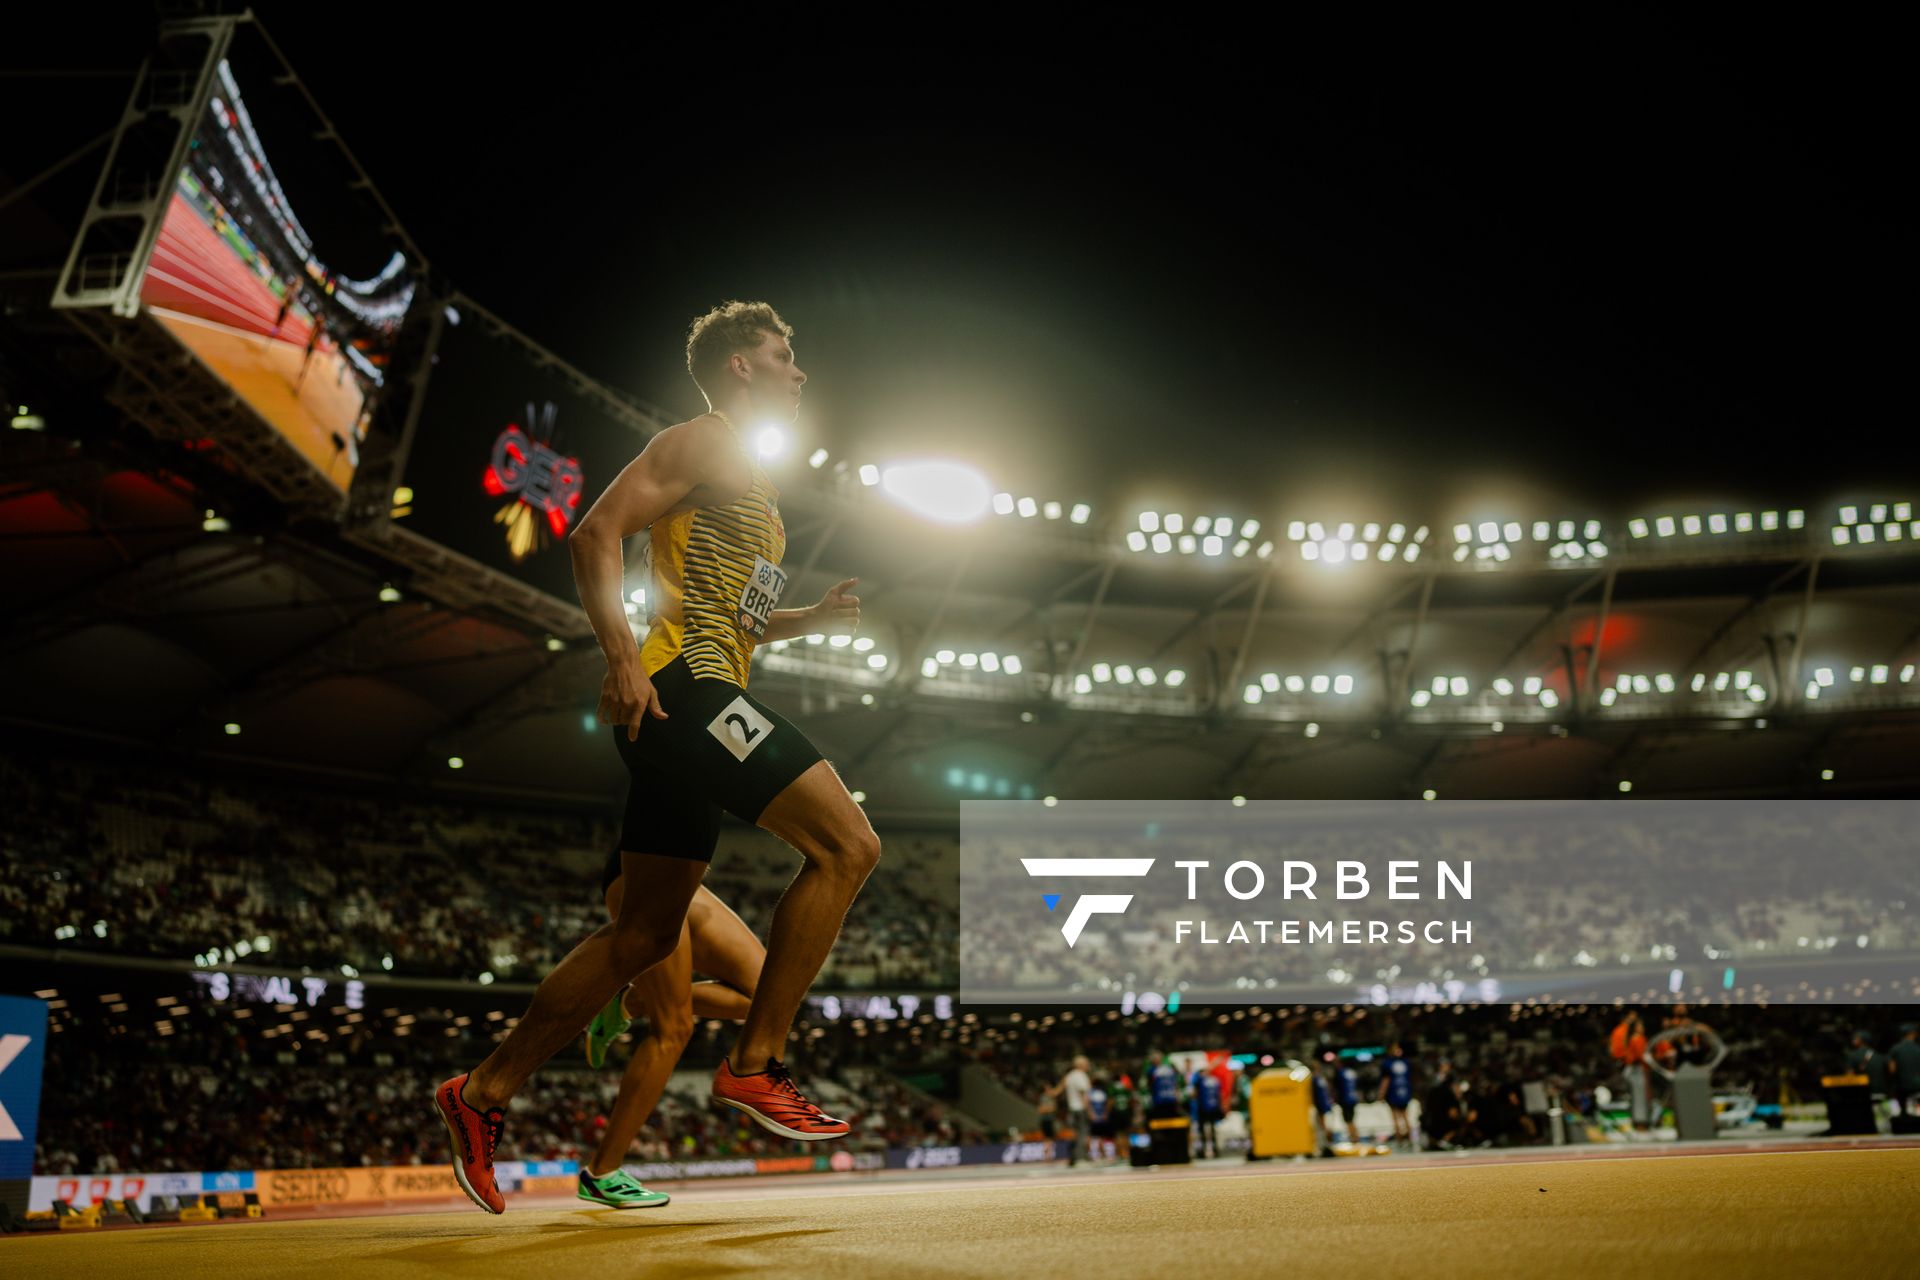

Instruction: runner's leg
[728,760,879,1071]
[466,852,703,1109]
[588,899,695,1177]
[688,887,766,1021]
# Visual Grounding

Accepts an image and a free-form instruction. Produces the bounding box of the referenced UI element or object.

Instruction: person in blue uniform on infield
[1334,1058,1364,1144]
[1378,1042,1415,1147]
[1190,1063,1225,1158]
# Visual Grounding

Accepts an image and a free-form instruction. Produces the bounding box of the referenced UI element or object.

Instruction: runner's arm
[759,609,822,644]
[570,419,729,736]
[757,578,860,645]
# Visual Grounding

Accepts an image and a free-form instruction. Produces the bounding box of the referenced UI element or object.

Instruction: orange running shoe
[434,1072,507,1214]
[712,1057,851,1140]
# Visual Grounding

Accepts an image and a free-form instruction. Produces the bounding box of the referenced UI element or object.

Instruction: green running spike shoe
[584,986,632,1069]
[577,1167,671,1209]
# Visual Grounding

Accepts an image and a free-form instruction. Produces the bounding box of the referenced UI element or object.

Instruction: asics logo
[1020,858,1155,947]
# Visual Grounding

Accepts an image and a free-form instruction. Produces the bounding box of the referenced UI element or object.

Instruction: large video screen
[393,307,654,602]
[137,49,415,491]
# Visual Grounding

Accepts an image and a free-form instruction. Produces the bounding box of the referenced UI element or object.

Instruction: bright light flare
[878,461,993,523]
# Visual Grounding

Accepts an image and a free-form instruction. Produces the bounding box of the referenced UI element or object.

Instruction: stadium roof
[5,418,1917,812]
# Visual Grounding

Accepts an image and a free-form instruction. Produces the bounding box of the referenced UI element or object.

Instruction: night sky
[22,15,1914,524]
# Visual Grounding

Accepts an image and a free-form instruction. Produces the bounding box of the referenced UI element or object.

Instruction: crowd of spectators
[31,986,987,1175]
[1,752,957,989]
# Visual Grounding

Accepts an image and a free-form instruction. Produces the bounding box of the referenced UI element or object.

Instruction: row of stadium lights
[250,471,1907,570]
[1109,506,1895,565]
[1830,503,1917,546]
[1125,513,1274,559]
[1600,670,1766,706]
[989,493,1091,523]
[1242,672,1357,703]
[1074,662,1189,692]
[1628,510,1805,539]
[1451,520,1607,563]
[233,658,1910,767]
[1587,665,1914,706]
[1106,504,1911,562]
[1803,663,1915,700]
[1410,676,1561,710]
[920,648,1025,678]
[789,445,1907,560]
[803,451,1902,560]
[941,660,1913,709]
[1066,663,1908,709]
[764,633,890,670]
[725,435,1881,556]
[1289,520,1426,565]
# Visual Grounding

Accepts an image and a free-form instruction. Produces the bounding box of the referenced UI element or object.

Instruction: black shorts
[1339,1103,1357,1124]
[601,654,824,887]
[1090,1120,1115,1139]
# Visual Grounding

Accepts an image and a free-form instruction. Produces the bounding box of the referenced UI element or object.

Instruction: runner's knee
[607,921,679,976]
[809,826,880,882]
[653,1001,695,1051]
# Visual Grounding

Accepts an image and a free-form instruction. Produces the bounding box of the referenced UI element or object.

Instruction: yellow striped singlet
[638,412,787,686]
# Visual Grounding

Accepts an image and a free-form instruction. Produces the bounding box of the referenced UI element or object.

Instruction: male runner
[575,873,766,1208]
[1378,1042,1415,1147]
[435,301,878,1215]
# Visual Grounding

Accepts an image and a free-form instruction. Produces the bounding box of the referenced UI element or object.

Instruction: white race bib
[707,696,774,761]
[735,555,787,638]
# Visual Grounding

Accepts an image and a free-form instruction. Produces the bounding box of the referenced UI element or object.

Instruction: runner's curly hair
[686,300,793,395]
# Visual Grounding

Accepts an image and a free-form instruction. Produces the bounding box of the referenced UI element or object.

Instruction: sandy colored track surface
[7,1148,1918,1279]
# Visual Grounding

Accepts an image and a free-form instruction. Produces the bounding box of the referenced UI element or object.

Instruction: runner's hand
[814,577,860,635]
[600,655,667,741]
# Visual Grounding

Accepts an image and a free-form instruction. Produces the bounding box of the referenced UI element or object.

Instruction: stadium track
[7,1145,1917,1278]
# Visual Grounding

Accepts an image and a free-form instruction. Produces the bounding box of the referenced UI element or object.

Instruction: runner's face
[742,331,806,422]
